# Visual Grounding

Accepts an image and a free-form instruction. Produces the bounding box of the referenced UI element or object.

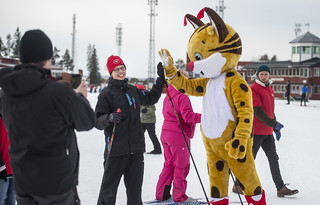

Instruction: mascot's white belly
[202,73,234,139]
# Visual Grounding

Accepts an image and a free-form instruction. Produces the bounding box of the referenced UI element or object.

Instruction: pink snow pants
[156,130,191,202]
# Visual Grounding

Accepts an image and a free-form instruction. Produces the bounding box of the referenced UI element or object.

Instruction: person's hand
[142,108,148,113]
[0,168,7,182]
[158,49,173,68]
[157,62,165,82]
[74,80,88,98]
[108,112,122,124]
[225,138,248,159]
[158,49,178,78]
[273,121,284,141]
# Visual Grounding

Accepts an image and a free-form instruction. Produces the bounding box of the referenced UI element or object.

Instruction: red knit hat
[106,55,125,74]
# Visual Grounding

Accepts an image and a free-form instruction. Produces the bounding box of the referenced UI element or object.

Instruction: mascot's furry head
[185,7,242,77]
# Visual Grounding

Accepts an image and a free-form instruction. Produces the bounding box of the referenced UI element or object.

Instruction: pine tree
[86,44,93,69]
[12,27,21,58]
[174,59,186,70]
[61,49,74,72]
[52,46,60,65]
[5,34,13,57]
[0,37,5,57]
[270,55,277,61]
[87,45,101,85]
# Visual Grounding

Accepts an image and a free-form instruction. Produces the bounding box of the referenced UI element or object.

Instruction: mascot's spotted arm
[158,7,267,205]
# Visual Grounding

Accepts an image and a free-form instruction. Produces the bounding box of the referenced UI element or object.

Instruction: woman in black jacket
[95,55,165,205]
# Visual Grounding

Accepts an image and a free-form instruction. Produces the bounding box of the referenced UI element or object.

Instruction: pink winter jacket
[162,85,201,138]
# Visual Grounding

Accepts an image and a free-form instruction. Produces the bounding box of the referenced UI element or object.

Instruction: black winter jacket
[0,64,95,196]
[95,77,164,157]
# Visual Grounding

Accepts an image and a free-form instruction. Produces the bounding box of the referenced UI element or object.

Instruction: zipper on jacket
[66,148,70,155]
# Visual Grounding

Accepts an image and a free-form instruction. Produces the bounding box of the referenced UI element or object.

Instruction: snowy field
[77,92,320,204]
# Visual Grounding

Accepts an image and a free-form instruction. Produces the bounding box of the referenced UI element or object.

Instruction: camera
[59,71,83,89]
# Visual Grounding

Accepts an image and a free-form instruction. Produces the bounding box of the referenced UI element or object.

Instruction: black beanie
[257,64,270,75]
[19,29,53,63]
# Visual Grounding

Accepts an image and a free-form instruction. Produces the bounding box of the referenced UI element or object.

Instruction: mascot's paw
[158,49,176,77]
[158,48,173,67]
[225,138,248,159]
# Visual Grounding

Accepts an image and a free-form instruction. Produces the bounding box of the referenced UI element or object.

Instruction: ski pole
[164,83,209,203]
[229,170,244,205]
[97,108,121,204]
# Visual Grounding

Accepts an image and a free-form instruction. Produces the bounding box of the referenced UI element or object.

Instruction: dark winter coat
[0,64,95,196]
[95,77,164,157]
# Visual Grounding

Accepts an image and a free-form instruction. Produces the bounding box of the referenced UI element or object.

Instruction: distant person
[137,84,162,154]
[248,64,299,197]
[0,117,15,205]
[300,84,310,106]
[155,69,201,203]
[0,29,95,205]
[95,56,165,205]
[285,80,291,104]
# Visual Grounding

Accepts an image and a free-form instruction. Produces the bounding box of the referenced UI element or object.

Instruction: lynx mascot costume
[158,7,266,205]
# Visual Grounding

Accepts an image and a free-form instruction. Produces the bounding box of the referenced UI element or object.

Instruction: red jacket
[0,117,12,176]
[250,81,275,135]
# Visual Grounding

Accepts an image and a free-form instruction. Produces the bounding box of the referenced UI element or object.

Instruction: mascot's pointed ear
[197,7,229,43]
[184,14,204,29]
[207,26,215,36]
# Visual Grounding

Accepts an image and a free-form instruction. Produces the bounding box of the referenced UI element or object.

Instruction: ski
[144,198,206,205]
[144,198,246,204]
[144,201,206,205]
[144,199,173,204]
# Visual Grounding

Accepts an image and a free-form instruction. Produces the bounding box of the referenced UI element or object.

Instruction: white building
[290,31,320,62]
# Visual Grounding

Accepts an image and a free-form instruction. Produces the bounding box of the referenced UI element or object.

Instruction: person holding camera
[95,56,165,205]
[0,29,95,205]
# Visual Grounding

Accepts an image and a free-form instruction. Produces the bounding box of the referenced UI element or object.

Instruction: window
[299,68,305,77]
[304,68,309,77]
[292,47,296,54]
[297,46,301,54]
[289,69,292,75]
[314,67,320,77]
[313,47,320,54]
[314,85,320,94]
[296,85,300,94]
[292,69,296,76]
[281,69,285,76]
[302,46,311,54]
[285,69,288,76]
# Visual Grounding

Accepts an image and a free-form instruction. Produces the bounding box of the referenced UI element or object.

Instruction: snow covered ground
[77,92,320,204]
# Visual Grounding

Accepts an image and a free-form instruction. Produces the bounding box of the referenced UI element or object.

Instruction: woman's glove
[108,112,122,124]
[273,121,284,141]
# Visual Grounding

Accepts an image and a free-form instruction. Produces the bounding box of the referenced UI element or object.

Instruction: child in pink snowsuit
[155,77,201,203]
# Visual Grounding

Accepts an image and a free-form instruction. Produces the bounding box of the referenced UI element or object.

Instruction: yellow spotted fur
[159,7,263,198]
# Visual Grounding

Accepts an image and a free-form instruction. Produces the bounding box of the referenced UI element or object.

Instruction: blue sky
[1,0,320,78]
